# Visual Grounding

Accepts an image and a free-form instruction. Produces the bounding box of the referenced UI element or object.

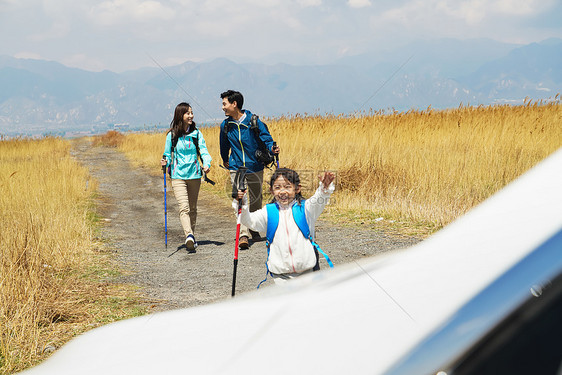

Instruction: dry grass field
[120,100,562,234]
[0,137,145,374]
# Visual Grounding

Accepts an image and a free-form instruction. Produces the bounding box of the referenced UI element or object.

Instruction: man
[220,90,280,249]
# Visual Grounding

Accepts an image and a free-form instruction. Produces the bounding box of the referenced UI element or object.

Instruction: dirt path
[71,139,421,312]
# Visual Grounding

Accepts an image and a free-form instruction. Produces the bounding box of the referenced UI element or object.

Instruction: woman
[161,102,211,251]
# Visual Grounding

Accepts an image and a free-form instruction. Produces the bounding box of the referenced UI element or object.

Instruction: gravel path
[71,139,422,312]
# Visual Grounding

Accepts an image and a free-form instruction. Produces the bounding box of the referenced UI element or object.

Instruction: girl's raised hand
[318,171,335,187]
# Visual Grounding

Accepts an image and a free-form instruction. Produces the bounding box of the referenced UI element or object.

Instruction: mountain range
[1,37,560,136]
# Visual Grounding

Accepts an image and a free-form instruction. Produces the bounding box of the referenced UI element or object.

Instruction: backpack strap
[291,202,311,239]
[250,115,263,148]
[170,130,180,160]
[292,202,334,268]
[265,203,280,245]
[250,114,259,133]
[250,114,272,146]
[171,131,179,150]
[250,115,275,168]
[192,131,201,164]
[167,131,180,177]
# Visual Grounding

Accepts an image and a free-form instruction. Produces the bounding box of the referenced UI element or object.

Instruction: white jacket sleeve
[304,181,335,240]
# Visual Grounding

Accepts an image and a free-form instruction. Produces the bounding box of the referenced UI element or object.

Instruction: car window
[451,271,562,375]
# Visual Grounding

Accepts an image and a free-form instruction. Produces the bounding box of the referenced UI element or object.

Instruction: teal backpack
[257,201,333,288]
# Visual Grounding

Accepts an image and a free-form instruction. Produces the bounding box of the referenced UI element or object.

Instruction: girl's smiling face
[271,175,301,206]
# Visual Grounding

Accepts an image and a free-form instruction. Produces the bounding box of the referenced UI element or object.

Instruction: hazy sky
[1,0,561,72]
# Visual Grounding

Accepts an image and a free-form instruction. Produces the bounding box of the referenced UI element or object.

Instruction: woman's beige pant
[171,178,201,238]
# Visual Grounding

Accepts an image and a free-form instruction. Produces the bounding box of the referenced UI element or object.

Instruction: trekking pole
[162,156,168,249]
[273,141,279,168]
[231,166,248,297]
[232,199,242,297]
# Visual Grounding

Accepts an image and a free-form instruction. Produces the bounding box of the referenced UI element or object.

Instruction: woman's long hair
[168,102,196,138]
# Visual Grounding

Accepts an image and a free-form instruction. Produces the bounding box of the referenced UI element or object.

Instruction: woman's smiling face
[183,108,194,126]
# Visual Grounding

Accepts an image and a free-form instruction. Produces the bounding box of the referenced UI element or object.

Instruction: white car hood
[22,148,562,374]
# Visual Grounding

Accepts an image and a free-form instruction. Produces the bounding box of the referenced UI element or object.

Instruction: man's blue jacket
[220,110,274,173]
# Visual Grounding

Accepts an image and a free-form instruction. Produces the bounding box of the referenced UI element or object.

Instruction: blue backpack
[257,201,333,288]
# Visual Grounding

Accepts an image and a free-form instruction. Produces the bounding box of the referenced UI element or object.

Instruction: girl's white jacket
[235,182,335,275]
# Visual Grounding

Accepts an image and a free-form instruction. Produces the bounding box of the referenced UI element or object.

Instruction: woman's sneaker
[185,234,197,252]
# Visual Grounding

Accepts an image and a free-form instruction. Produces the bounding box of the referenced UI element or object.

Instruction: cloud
[245,0,284,7]
[91,0,175,26]
[371,0,560,40]
[440,0,550,24]
[492,0,554,16]
[0,0,17,11]
[348,0,371,8]
[296,0,322,7]
[283,16,304,31]
[29,20,71,42]
[14,51,43,60]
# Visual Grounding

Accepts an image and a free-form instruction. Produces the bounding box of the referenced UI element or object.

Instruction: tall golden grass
[272,101,562,230]
[119,101,561,234]
[0,137,145,374]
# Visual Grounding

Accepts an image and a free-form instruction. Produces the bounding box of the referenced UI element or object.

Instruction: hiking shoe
[239,236,249,250]
[185,234,197,252]
[249,230,262,242]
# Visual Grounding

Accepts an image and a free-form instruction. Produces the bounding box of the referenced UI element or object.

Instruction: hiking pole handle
[203,173,216,185]
[161,155,167,173]
[232,166,248,199]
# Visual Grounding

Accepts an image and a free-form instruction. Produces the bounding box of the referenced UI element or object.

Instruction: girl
[236,168,335,284]
[161,102,211,251]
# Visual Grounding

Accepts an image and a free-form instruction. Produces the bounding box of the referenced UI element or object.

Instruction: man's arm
[257,118,276,153]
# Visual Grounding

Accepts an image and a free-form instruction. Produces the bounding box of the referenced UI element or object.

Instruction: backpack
[257,201,333,288]
[222,114,275,167]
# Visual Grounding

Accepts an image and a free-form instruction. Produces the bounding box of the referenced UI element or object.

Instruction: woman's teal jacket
[163,129,212,180]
